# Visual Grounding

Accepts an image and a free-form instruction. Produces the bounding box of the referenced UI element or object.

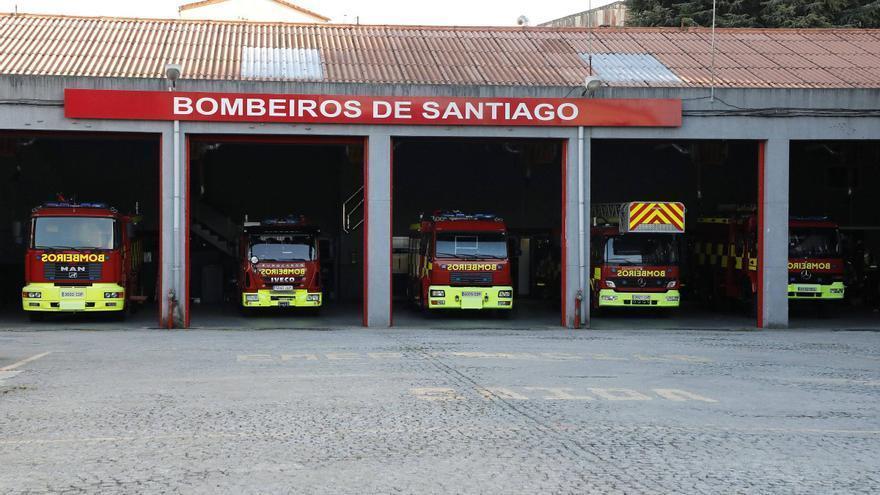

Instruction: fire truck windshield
[435,232,507,259]
[250,234,315,261]
[789,228,840,258]
[32,216,117,250]
[605,235,678,265]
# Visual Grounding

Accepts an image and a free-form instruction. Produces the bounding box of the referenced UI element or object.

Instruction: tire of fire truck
[27,312,45,323]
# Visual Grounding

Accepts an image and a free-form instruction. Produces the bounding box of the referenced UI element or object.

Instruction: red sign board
[64,89,681,127]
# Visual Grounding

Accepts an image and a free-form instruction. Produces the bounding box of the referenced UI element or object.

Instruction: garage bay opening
[0,132,160,326]
[187,136,365,328]
[392,138,564,328]
[590,140,759,329]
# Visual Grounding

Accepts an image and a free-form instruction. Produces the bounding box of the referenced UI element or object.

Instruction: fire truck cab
[21,201,140,317]
[238,216,322,309]
[788,217,846,300]
[590,202,684,309]
[692,213,845,306]
[408,211,514,311]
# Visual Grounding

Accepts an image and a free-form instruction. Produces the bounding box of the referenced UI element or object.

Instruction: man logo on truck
[21,201,141,319]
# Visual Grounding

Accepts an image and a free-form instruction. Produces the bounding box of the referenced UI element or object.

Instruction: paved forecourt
[0,327,878,493]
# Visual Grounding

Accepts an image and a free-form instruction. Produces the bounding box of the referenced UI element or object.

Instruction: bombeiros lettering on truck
[407,211,514,313]
[238,215,322,310]
[21,199,142,319]
[590,202,685,310]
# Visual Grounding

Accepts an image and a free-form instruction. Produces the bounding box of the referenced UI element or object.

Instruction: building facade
[1,13,879,329]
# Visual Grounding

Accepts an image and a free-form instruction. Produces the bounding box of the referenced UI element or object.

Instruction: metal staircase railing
[342,185,364,233]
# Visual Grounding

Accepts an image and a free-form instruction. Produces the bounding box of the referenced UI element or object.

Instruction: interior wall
[392,139,563,233]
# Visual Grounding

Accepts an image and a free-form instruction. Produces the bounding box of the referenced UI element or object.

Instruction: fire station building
[1,13,879,329]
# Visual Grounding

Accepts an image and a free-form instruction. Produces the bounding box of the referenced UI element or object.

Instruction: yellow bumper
[788,282,845,300]
[427,285,513,310]
[22,282,125,312]
[597,289,680,308]
[242,289,322,308]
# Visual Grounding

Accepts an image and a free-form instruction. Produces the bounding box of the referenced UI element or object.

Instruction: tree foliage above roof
[626,0,880,28]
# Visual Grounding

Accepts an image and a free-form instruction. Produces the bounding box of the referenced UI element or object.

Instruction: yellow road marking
[0,352,51,372]
[478,387,529,400]
[653,388,718,403]
[410,387,462,401]
[523,387,594,400]
[588,388,653,401]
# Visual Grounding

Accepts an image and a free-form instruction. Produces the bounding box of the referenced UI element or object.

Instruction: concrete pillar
[580,130,592,327]
[761,139,789,328]
[564,131,585,327]
[159,123,187,328]
[159,128,175,328]
[366,133,392,327]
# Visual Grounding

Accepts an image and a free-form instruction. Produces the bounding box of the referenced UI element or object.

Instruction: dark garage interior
[391,137,563,328]
[187,137,364,327]
[790,140,880,324]
[590,139,759,328]
[0,133,160,324]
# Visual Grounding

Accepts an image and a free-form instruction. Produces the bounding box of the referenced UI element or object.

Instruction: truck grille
[450,272,492,285]
[43,263,102,281]
[789,273,833,285]
[610,278,670,289]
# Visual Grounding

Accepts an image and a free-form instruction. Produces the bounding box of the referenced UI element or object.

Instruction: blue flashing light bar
[428,210,503,222]
[41,202,111,209]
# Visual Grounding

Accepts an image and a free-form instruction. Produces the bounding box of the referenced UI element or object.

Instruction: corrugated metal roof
[1,13,880,88]
[583,53,682,85]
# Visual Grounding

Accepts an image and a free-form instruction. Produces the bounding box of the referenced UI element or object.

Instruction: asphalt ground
[1,325,878,494]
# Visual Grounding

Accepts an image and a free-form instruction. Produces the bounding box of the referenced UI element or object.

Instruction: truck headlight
[245,294,259,302]
[306,294,320,301]
[605,280,615,288]
[104,292,123,299]
[498,290,512,298]
[430,289,445,297]
[22,291,41,299]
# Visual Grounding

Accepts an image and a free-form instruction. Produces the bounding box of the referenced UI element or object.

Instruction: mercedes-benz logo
[637,277,646,288]
[801,269,812,280]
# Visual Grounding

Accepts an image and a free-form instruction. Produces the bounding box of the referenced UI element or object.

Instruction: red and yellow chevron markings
[628,202,685,232]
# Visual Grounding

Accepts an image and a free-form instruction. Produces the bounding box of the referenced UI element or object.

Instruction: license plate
[60,301,85,311]
[796,286,818,292]
[632,299,651,305]
[633,294,650,301]
[273,285,294,291]
[278,301,290,307]
[461,297,483,309]
[462,291,482,297]
[61,290,85,298]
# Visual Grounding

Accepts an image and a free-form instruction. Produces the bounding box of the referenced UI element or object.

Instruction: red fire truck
[21,201,141,318]
[238,216,322,310]
[407,211,513,312]
[691,214,845,306]
[590,202,685,310]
